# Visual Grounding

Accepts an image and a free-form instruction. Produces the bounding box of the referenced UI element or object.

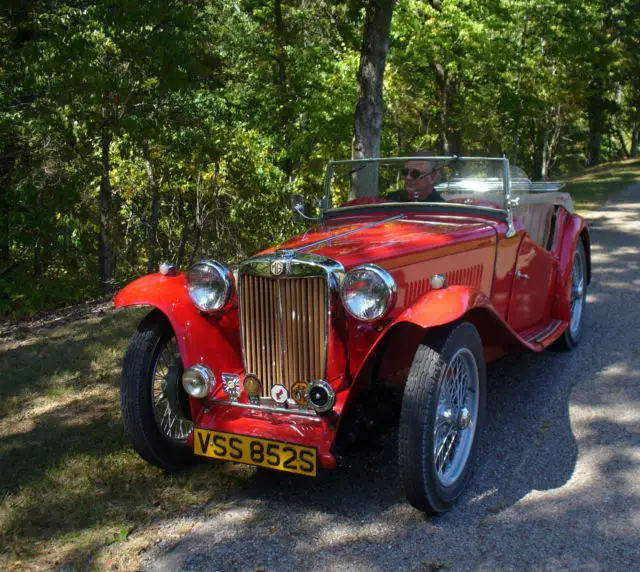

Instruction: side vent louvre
[405,264,484,305]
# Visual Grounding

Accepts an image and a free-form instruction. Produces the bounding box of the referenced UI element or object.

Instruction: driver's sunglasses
[403,167,432,180]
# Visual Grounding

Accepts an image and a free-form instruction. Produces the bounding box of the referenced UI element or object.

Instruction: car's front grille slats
[241,274,327,397]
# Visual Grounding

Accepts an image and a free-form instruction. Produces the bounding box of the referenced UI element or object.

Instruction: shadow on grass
[0,308,251,568]
[0,310,144,414]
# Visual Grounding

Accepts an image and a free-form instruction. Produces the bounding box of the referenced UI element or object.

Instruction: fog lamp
[306,380,336,413]
[181,364,214,399]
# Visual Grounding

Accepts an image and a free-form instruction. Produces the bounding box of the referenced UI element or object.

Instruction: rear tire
[120,309,195,471]
[554,241,587,350]
[399,322,486,515]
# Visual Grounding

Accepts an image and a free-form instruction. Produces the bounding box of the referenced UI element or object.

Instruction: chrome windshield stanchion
[503,157,517,238]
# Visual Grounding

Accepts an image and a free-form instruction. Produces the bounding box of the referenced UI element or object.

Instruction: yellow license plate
[194,429,317,476]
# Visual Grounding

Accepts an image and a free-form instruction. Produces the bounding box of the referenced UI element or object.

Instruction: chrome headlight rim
[186,259,235,313]
[339,263,397,322]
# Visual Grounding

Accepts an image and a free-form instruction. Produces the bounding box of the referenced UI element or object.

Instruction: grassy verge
[559,157,640,212]
[0,308,254,571]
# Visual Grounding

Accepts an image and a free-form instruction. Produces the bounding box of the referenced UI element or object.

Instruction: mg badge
[291,381,309,407]
[270,260,285,276]
[271,384,288,404]
[222,373,241,402]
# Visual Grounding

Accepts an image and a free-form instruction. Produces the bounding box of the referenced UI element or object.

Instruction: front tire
[398,322,486,515]
[120,309,195,471]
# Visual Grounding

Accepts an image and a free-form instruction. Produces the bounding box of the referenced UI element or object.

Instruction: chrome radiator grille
[240,275,328,397]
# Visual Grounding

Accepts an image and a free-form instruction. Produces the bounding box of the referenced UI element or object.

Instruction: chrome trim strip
[293,214,403,253]
[209,399,318,417]
[239,253,345,279]
[324,203,505,217]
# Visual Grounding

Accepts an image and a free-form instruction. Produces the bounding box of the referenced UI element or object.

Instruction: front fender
[394,285,494,329]
[351,285,542,393]
[114,273,243,375]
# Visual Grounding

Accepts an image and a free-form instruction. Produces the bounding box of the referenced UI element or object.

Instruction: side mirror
[290,194,321,223]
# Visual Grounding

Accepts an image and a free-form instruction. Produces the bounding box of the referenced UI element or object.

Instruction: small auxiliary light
[181,365,214,399]
[159,262,177,276]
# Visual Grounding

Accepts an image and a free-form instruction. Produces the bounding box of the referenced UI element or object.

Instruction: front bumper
[187,400,342,469]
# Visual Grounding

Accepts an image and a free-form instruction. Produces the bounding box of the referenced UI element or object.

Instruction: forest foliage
[1,0,639,315]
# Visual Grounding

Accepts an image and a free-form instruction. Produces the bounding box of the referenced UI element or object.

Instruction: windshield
[324,156,513,212]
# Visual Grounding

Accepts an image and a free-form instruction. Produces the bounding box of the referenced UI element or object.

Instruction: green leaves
[1,0,639,313]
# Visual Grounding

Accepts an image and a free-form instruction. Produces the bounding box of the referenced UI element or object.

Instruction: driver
[389,153,446,202]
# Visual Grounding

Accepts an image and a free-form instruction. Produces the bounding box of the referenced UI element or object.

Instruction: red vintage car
[115,156,590,514]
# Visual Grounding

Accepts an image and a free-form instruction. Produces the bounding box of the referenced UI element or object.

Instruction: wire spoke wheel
[399,322,486,515]
[554,241,588,351]
[151,336,193,443]
[433,349,479,487]
[569,246,586,338]
[120,310,196,471]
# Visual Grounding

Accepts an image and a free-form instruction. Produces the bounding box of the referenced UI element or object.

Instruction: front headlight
[340,264,397,321]
[186,260,234,313]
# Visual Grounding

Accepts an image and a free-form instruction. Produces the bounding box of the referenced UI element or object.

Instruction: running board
[519,319,565,346]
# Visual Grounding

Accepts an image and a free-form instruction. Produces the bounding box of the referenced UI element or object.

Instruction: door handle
[516,270,530,280]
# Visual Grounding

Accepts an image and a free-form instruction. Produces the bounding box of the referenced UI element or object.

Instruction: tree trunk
[350,0,396,199]
[273,0,294,177]
[0,140,15,264]
[586,83,604,167]
[632,126,638,158]
[143,139,160,274]
[532,123,545,180]
[187,226,201,267]
[98,126,113,292]
[176,195,189,268]
[431,63,462,156]
[34,187,44,279]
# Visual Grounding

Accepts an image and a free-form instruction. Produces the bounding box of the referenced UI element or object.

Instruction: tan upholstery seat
[512,192,573,249]
[515,203,555,247]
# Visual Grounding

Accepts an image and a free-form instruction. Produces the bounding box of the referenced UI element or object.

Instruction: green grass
[0,308,255,571]
[560,157,640,211]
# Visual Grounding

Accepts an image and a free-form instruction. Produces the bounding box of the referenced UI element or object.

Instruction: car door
[506,234,557,332]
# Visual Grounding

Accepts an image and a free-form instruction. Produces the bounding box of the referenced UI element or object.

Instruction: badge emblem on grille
[243,374,262,405]
[222,373,241,402]
[271,384,288,404]
[291,381,309,407]
[270,260,285,276]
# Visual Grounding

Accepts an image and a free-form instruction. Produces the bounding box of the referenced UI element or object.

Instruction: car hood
[261,215,497,270]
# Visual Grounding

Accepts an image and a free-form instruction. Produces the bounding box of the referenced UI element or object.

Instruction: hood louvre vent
[405,264,484,305]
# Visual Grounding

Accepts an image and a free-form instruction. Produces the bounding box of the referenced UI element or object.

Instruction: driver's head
[404,154,437,201]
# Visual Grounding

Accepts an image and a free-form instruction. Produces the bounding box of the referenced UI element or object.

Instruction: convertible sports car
[115,156,590,514]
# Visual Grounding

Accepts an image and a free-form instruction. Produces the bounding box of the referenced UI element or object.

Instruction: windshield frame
[324,156,512,210]
[322,155,516,236]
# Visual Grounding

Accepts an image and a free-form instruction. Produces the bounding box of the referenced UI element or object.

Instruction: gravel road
[142,186,640,572]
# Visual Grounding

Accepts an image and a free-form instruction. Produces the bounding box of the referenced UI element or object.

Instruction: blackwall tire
[554,241,587,351]
[398,322,486,515]
[120,309,195,471]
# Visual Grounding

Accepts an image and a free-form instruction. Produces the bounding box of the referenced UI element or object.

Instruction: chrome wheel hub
[433,348,479,487]
[458,407,471,429]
